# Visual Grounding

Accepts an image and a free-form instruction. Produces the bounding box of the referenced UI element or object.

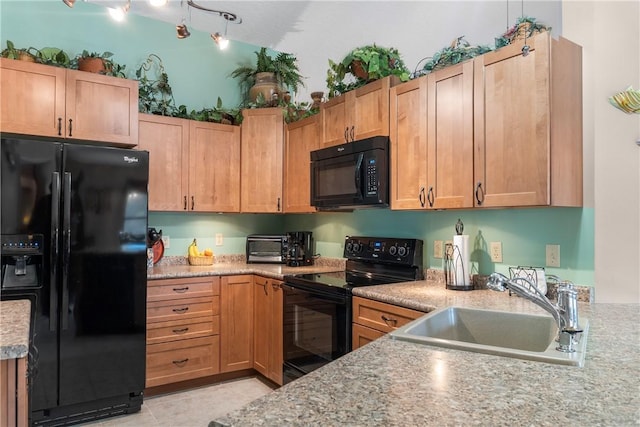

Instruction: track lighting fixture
[211,32,229,50]
[108,0,131,22]
[177,22,191,39]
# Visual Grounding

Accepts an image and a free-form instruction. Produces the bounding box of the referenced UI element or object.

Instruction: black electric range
[281,236,424,384]
[285,236,424,293]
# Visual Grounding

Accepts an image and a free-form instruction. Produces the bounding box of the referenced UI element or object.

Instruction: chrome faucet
[487,272,583,353]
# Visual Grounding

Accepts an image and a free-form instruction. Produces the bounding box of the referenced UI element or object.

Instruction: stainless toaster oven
[246,234,288,264]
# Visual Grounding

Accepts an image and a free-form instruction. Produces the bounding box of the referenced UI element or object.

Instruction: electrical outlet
[490,242,502,263]
[161,235,170,248]
[546,244,560,267]
[215,233,224,246]
[433,240,443,259]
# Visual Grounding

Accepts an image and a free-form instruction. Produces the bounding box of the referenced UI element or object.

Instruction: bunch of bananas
[188,239,213,257]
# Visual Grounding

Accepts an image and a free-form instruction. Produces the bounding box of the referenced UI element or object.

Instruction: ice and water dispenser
[1,234,44,289]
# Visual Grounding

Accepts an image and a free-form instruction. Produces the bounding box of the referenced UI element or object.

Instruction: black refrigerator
[0,135,148,426]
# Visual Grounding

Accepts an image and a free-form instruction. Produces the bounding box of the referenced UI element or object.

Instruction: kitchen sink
[390,306,588,366]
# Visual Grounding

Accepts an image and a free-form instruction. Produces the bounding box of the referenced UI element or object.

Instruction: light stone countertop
[211,282,640,426]
[0,299,31,360]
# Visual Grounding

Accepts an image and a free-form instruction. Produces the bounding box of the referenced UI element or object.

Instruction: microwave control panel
[365,158,378,196]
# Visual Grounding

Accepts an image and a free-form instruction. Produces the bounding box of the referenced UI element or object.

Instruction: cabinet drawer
[147,296,218,323]
[146,336,220,388]
[352,322,386,350]
[352,296,424,334]
[147,315,219,345]
[148,277,219,302]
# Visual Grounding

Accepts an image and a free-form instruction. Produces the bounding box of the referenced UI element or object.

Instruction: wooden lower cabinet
[146,277,220,388]
[253,276,283,385]
[0,358,28,427]
[352,296,424,350]
[220,275,254,373]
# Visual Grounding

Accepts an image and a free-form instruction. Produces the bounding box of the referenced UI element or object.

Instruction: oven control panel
[344,236,423,267]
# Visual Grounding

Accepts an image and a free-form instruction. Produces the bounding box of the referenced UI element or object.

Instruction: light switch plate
[215,233,224,246]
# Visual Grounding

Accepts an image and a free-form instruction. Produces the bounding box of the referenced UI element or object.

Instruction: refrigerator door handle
[50,172,61,332]
[62,172,72,330]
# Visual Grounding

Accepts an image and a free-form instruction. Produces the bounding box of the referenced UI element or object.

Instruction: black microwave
[310,136,389,210]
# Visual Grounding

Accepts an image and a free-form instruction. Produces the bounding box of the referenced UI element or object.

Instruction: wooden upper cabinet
[0,59,138,147]
[240,108,284,213]
[427,60,474,209]
[390,61,473,210]
[189,121,241,212]
[284,115,319,213]
[321,76,396,147]
[139,115,240,213]
[138,114,189,211]
[390,77,428,210]
[473,31,582,207]
[0,58,65,137]
[64,69,138,146]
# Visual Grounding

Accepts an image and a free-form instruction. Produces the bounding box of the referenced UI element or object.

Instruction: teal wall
[0,0,260,109]
[1,1,595,286]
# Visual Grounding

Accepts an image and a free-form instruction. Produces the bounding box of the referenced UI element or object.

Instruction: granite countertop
[213,282,640,426]
[147,258,344,281]
[0,299,31,360]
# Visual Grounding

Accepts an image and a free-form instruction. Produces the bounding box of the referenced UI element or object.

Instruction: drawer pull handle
[172,327,189,334]
[173,286,189,293]
[381,315,397,325]
[172,358,189,366]
[172,307,189,313]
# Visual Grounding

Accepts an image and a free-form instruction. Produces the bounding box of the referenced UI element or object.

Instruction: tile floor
[79,377,274,427]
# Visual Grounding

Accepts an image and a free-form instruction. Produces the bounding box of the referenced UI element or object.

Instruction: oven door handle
[283,284,347,305]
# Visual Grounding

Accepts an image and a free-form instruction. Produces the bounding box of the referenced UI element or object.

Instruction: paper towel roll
[453,235,470,287]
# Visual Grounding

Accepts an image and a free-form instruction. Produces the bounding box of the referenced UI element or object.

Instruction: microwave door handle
[354,153,364,199]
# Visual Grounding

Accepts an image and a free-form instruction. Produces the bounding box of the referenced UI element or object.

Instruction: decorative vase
[249,72,281,104]
[310,91,323,109]
[78,57,106,74]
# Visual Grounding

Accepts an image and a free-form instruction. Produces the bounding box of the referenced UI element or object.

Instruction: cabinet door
[0,58,65,137]
[352,323,385,351]
[189,121,241,212]
[220,275,254,372]
[352,76,393,141]
[284,115,319,213]
[474,33,550,207]
[138,114,189,211]
[240,108,284,213]
[427,61,474,209]
[389,77,428,210]
[65,69,139,147]
[253,276,270,377]
[320,94,349,147]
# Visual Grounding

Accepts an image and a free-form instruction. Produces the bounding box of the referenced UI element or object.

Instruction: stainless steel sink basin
[390,306,588,366]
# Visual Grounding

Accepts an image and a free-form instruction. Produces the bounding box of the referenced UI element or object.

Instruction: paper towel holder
[444,242,473,291]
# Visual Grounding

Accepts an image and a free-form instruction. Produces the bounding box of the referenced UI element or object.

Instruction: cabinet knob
[68,118,73,137]
[350,126,355,142]
[344,127,349,142]
[57,118,62,136]
[191,196,195,210]
[183,196,187,210]
[419,187,425,207]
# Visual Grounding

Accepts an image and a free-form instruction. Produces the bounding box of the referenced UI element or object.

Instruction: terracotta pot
[249,72,281,103]
[17,52,36,62]
[78,57,106,74]
[350,60,369,80]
